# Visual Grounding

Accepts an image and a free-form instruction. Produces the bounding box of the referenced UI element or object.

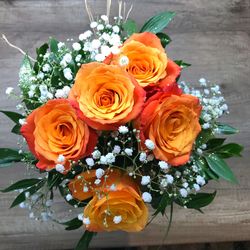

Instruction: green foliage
[49,37,59,53]
[153,193,172,216]
[10,179,45,208]
[205,154,238,183]
[61,217,83,231]
[206,138,226,149]
[215,143,243,158]
[75,231,96,250]
[216,123,238,135]
[156,32,171,47]
[0,148,24,165]
[123,19,137,36]
[1,178,41,192]
[174,60,191,69]
[140,11,175,33]
[185,192,216,209]
[196,157,219,180]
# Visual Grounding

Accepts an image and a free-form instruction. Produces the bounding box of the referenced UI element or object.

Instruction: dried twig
[1,34,36,62]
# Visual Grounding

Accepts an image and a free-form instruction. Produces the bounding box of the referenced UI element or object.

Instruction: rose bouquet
[1,1,243,249]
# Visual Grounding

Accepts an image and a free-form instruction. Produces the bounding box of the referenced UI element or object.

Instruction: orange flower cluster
[20,32,201,232]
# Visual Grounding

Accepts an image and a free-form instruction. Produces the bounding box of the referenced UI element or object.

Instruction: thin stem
[1,34,36,62]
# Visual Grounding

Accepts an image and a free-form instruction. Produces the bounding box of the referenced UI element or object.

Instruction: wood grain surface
[0,0,250,249]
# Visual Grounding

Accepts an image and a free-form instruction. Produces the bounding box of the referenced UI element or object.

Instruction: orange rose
[69,169,148,232]
[21,99,97,172]
[136,93,202,166]
[69,62,145,130]
[105,32,180,90]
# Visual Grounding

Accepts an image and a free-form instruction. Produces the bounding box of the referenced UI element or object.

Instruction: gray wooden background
[0,0,250,249]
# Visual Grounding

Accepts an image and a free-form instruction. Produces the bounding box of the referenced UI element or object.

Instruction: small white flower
[95,53,105,62]
[78,213,83,221]
[75,54,82,62]
[66,194,73,201]
[97,24,104,31]
[92,150,101,159]
[63,53,72,63]
[119,56,129,66]
[101,33,110,41]
[142,192,152,203]
[47,92,53,99]
[83,217,90,225]
[16,104,23,110]
[72,42,81,51]
[197,148,203,155]
[124,148,133,156]
[91,39,101,49]
[196,175,206,186]
[165,174,174,184]
[86,158,95,167]
[109,34,121,46]
[101,45,111,56]
[113,215,122,224]
[63,86,71,96]
[96,168,105,179]
[199,78,207,86]
[180,188,188,198]
[139,152,147,162]
[63,68,73,81]
[193,183,200,192]
[55,89,65,99]
[58,42,65,49]
[110,184,116,191]
[55,164,65,173]
[83,186,89,192]
[41,212,49,221]
[182,182,189,188]
[42,63,51,72]
[94,179,101,185]
[118,125,129,134]
[141,176,150,185]
[110,46,120,55]
[29,212,35,219]
[202,123,210,129]
[60,59,67,68]
[145,139,155,150]
[19,118,27,125]
[112,25,120,33]
[106,153,116,164]
[5,87,14,95]
[45,200,53,207]
[90,21,98,29]
[19,202,27,208]
[100,155,107,165]
[159,161,169,170]
[101,15,109,22]
[37,72,44,79]
[113,145,121,154]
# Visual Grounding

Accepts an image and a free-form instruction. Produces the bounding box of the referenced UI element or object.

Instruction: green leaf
[206,138,226,149]
[0,110,24,124]
[49,37,59,53]
[174,60,191,69]
[0,148,23,165]
[216,123,238,135]
[19,55,33,87]
[196,129,213,148]
[205,154,238,183]
[196,157,219,180]
[153,193,171,216]
[185,192,216,209]
[60,217,83,230]
[140,11,175,33]
[156,32,171,47]
[215,143,243,158]
[11,124,21,135]
[10,180,45,208]
[34,43,49,73]
[75,231,96,250]
[123,19,137,36]
[1,178,42,193]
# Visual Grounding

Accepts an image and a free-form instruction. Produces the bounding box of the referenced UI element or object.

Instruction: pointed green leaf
[0,148,23,165]
[206,138,226,149]
[216,123,238,135]
[140,11,175,33]
[215,143,243,158]
[11,124,21,135]
[123,19,137,36]
[196,157,219,180]
[153,193,171,216]
[174,60,191,69]
[49,37,59,53]
[205,154,238,183]
[185,192,216,209]
[1,179,41,193]
[0,111,24,124]
[10,180,45,208]
[75,231,96,250]
[156,32,171,47]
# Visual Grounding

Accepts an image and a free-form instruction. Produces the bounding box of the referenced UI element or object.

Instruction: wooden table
[0,0,249,249]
